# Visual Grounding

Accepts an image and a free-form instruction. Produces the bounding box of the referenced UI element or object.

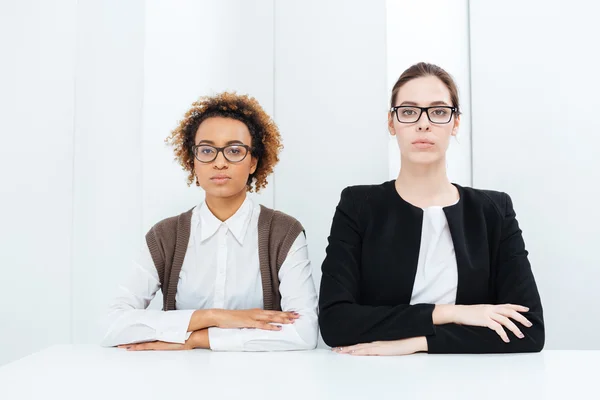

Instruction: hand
[332,337,427,356]
[453,304,533,343]
[213,308,300,331]
[118,330,209,351]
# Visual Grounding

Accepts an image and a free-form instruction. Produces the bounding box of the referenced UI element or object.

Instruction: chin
[407,152,443,165]
[203,182,246,199]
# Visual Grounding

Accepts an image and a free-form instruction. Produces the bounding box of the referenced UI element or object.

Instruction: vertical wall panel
[470,0,600,349]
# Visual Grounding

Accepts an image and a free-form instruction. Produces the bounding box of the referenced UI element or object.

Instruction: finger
[263,310,298,318]
[133,342,179,351]
[257,314,293,324]
[130,342,158,351]
[266,310,299,317]
[254,322,283,331]
[503,304,530,313]
[488,320,510,343]
[277,311,300,319]
[349,347,376,356]
[498,308,533,328]
[337,343,368,354]
[259,313,296,324]
[491,314,524,339]
[335,345,356,354]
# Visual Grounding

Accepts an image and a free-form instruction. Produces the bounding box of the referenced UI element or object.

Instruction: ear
[451,114,461,136]
[250,156,258,175]
[388,112,396,136]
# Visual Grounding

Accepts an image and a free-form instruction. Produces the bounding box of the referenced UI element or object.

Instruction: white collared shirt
[101,197,318,351]
[410,203,459,305]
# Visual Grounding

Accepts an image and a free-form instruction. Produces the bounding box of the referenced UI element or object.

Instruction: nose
[213,150,229,169]
[416,110,431,132]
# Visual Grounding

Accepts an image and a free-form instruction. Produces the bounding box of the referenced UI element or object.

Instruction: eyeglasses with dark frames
[390,105,458,124]
[191,144,252,163]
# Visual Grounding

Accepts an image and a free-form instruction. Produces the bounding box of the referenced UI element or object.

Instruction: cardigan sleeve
[426,193,545,353]
[318,187,436,347]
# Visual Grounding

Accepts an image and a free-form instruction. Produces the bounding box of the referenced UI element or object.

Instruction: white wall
[0,0,76,365]
[470,0,600,349]
[2,0,598,364]
[0,0,389,362]
[274,0,389,347]
[140,0,276,312]
[386,0,472,185]
[142,0,276,230]
[71,0,145,344]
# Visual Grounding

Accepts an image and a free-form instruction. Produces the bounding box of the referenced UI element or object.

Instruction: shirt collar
[196,196,253,244]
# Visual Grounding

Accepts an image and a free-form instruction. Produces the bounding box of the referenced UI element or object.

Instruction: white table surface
[0,345,597,399]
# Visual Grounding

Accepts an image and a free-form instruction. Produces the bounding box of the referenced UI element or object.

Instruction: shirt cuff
[154,309,195,344]
[208,327,245,351]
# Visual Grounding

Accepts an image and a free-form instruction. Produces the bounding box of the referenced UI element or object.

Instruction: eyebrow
[399,101,451,107]
[196,140,246,145]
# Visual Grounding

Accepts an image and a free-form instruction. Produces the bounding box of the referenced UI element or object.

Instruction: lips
[210,175,231,184]
[412,139,434,145]
[412,139,435,149]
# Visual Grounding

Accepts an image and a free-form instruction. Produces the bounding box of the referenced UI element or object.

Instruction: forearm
[209,311,318,352]
[319,302,436,347]
[429,304,545,354]
[427,318,544,354]
[187,309,218,332]
[432,304,457,325]
[188,329,211,349]
[102,308,195,347]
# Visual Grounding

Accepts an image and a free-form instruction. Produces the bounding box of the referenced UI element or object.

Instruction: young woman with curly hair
[102,92,318,352]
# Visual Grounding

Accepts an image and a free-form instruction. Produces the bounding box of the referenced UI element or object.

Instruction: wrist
[207,309,219,327]
[410,336,428,353]
[188,329,210,349]
[433,304,458,325]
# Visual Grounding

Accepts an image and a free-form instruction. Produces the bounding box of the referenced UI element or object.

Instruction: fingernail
[527,322,533,327]
[518,333,524,339]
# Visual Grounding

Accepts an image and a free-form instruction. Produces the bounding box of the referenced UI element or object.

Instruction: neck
[396,157,457,208]
[205,190,247,222]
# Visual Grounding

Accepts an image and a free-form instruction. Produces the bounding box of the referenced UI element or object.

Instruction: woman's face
[193,117,257,199]
[388,75,460,166]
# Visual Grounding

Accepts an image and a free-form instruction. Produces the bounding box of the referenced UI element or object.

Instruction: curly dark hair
[165,92,283,193]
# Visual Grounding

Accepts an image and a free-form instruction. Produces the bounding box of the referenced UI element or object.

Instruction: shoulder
[338,181,392,209]
[458,185,512,217]
[146,207,195,238]
[259,205,304,231]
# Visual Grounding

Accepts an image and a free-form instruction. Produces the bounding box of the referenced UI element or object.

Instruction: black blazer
[318,180,544,353]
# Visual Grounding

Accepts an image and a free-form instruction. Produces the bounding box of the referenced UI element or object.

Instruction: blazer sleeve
[318,187,436,347]
[426,193,545,353]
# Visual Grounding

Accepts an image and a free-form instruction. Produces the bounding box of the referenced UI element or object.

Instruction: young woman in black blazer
[318,62,544,355]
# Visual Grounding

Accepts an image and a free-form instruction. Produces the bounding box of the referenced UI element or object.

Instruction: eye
[431,108,449,116]
[401,108,418,116]
[225,146,242,155]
